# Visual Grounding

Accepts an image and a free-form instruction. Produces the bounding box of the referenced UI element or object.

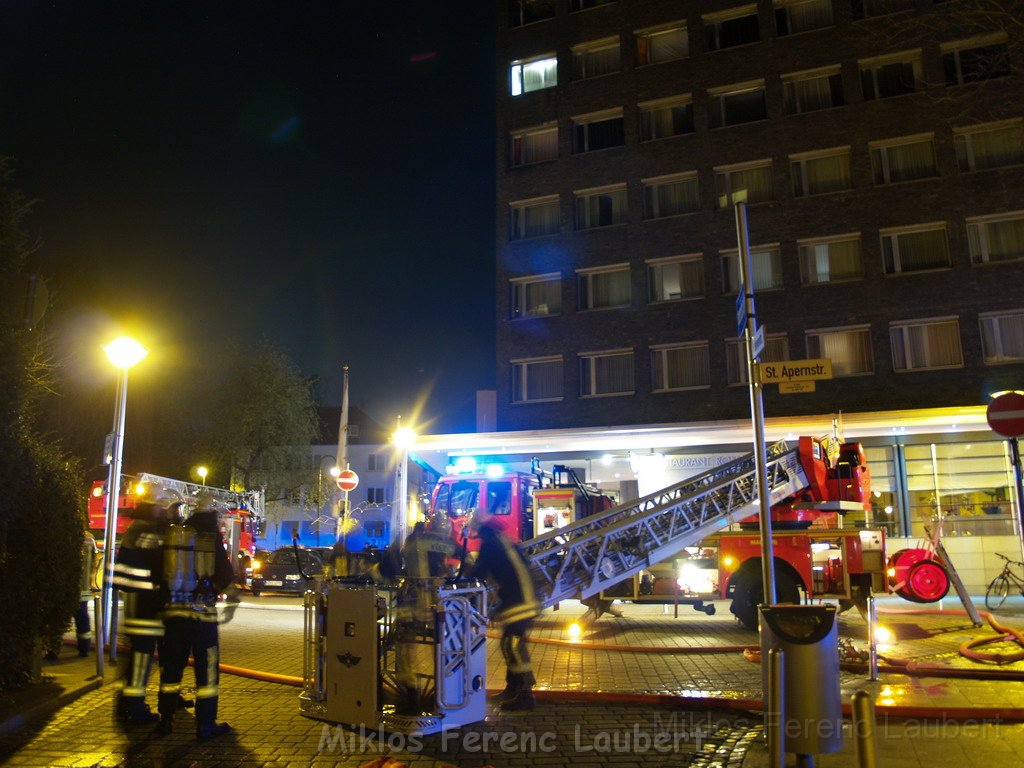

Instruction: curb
[0,675,104,738]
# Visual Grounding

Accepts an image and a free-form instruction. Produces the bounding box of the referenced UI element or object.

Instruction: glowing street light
[98,336,148,674]
[392,421,418,545]
[197,466,208,485]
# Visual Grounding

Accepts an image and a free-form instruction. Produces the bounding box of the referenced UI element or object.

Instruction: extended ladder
[520,440,809,608]
[135,472,265,521]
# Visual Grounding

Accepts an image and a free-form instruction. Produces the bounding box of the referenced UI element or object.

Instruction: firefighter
[111,485,181,725]
[156,493,234,739]
[464,512,541,712]
[76,531,99,656]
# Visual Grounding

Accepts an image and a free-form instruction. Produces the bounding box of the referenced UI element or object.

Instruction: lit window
[572,37,620,80]
[643,172,700,219]
[636,22,689,65]
[955,120,1024,172]
[980,310,1024,364]
[860,51,921,100]
[639,95,694,141]
[774,0,834,35]
[511,356,563,403]
[577,264,631,310]
[727,334,789,384]
[790,147,852,196]
[704,5,760,51]
[709,81,767,128]
[511,122,558,166]
[870,134,938,184]
[942,34,1010,85]
[510,195,560,240]
[647,255,704,302]
[652,342,710,392]
[967,211,1024,265]
[574,184,628,229]
[806,326,874,376]
[798,234,863,285]
[508,0,555,28]
[573,109,624,153]
[715,160,774,208]
[511,273,562,319]
[881,224,950,274]
[782,66,844,114]
[579,349,634,397]
[851,0,915,20]
[721,245,783,293]
[890,318,963,372]
[510,54,558,96]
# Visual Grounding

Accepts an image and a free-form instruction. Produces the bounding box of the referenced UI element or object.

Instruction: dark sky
[0,1,497,435]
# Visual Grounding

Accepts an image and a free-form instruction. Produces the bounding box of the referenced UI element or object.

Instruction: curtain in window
[647,29,689,63]
[876,141,936,183]
[801,153,850,195]
[960,126,1024,170]
[519,360,561,401]
[808,330,871,376]
[785,75,833,113]
[521,201,559,238]
[525,279,561,315]
[892,321,962,370]
[982,314,1024,362]
[977,218,1024,262]
[670,345,709,388]
[590,270,630,308]
[641,104,691,140]
[647,177,699,218]
[751,249,782,290]
[800,239,861,283]
[575,46,620,79]
[892,229,948,272]
[578,190,626,228]
[785,0,833,32]
[521,129,558,164]
[730,166,773,204]
[590,353,633,394]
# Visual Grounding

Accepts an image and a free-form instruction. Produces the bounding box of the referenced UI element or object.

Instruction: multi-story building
[479,0,1024,586]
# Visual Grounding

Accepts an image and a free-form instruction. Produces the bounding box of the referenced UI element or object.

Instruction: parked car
[249,546,329,596]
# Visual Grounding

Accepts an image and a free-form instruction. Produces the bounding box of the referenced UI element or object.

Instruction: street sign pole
[986,391,1024,559]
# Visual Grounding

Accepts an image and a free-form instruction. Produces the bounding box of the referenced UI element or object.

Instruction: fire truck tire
[902,559,950,603]
[730,570,800,630]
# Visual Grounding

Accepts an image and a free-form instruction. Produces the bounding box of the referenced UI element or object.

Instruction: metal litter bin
[760,604,842,760]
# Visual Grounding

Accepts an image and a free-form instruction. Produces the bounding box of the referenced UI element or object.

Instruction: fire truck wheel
[730,570,800,630]
[903,559,950,603]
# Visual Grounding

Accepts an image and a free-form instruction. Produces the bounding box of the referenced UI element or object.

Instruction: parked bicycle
[984,552,1024,610]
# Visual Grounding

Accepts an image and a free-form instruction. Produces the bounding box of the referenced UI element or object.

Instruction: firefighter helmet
[135,483,184,519]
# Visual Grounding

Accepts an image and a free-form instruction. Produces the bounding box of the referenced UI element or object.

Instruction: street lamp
[197,466,208,486]
[99,336,148,674]
[392,422,417,546]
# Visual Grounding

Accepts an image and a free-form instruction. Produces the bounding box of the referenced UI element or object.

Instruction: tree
[0,160,82,691]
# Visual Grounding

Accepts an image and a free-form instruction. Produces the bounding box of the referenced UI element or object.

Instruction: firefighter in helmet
[111,484,182,725]
[156,492,234,739]
[464,511,541,711]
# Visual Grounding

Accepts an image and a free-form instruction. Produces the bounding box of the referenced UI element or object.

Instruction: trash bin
[760,604,842,757]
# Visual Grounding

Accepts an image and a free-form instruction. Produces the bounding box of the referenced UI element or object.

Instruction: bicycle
[984,552,1024,610]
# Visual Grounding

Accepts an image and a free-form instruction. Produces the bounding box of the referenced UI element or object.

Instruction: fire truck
[88,473,265,584]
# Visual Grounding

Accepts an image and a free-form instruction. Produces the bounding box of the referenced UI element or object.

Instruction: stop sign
[336,469,359,492]
[987,391,1024,438]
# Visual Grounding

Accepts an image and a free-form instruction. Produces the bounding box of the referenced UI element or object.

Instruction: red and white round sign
[335,469,359,492]
[986,391,1024,438]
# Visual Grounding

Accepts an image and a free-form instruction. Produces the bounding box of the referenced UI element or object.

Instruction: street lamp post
[98,336,148,677]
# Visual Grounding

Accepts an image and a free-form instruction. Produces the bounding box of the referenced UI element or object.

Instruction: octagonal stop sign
[336,469,359,492]
[987,391,1024,438]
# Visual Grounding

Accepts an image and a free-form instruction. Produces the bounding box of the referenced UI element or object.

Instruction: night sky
[0,1,497,436]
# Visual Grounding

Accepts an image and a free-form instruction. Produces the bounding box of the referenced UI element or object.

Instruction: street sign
[735,289,747,336]
[757,359,833,384]
[752,324,765,358]
[780,381,816,394]
[336,469,360,492]
[986,391,1024,438]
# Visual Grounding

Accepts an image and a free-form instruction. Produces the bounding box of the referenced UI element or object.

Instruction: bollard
[94,594,104,678]
[768,647,785,768]
[867,595,878,682]
[851,690,878,768]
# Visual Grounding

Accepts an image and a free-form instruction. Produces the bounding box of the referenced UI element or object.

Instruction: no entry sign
[987,391,1024,438]
[335,469,359,492]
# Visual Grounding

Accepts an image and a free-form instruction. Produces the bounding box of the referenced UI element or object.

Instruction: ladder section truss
[136,472,265,520]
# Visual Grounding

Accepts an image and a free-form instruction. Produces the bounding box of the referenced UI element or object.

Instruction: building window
[955,120,1024,172]
[577,264,631,310]
[639,95,694,141]
[367,453,381,472]
[573,109,624,153]
[980,310,1024,364]
[511,122,558,166]
[647,255,704,302]
[942,34,1011,86]
[579,349,634,397]
[575,184,628,229]
[570,0,615,10]
[881,224,950,274]
[890,317,963,372]
[709,81,768,128]
[572,37,620,80]
[806,325,874,376]
[642,172,700,219]
[715,160,774,208]
[511,273,562,318]
[704,5,761,51]
[790,147,852,197]
[775,0,834,36]
[851,0,915,20]
[727,333,789,384]
[636,22,689,65]
[782,66,844,114]
[860,51,921,100]
[510,54,558,96]
[367,488,386,504]
[870,134,938,184]
[511,356,563,403]
[508,0,555,27]
[798,234,863,285]
[721,245,783,293]
[967,211,1024,265]
[510,196,560,240]
[652,342,711,392]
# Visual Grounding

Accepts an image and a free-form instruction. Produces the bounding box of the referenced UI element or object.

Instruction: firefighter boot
[195,697,231,740]
[156,690,179,737]
[499,673,536,712]
[116,654,159,725]
[487,670,520,703]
